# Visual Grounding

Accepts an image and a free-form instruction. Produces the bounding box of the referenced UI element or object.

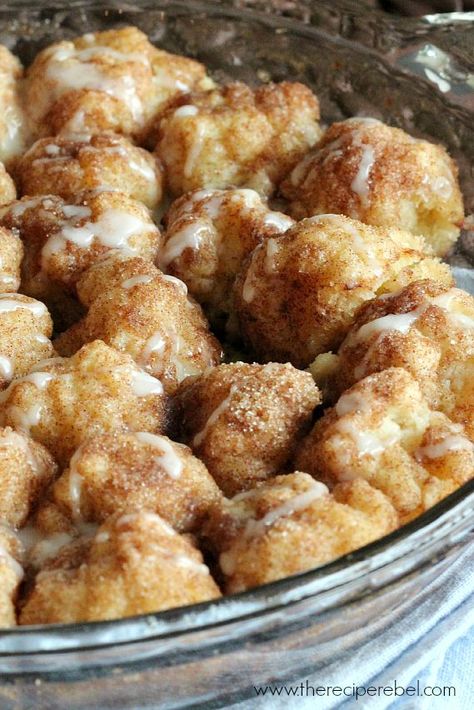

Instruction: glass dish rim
[0,0,472,654]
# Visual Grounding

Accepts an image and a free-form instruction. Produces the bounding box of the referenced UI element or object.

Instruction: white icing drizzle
[263,238,280,273]
[0,294,48,317]
[140,332,166,366]
[262,211,294,231]
[173,105,199,118]
[416,434,474,460]
[122,274,154,289]
[184,122,205,178]
[0,354,13,380]
[335,391,370,416]
[42,208,147,267]
[130,369,164,396]
[134,432,183,479]
[160,222,207,268]
[162,274,188,295]
[193,384,238,447]
[351,141,375,206]
[68,446,84,521]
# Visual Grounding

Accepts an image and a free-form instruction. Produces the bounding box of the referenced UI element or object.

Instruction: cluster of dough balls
[234,214,453,368]
[281,118,464,256]
[23,26,214,144]
[0,23,471,629]
[294,368,474,525]
[161,188,294,327]
[54,254,222,393]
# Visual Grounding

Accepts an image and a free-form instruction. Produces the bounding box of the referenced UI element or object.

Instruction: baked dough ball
[160,188,294,327]
[54,255,222,394]
[295,368,474,524]
[176,362,321,496]
[0,525,23,627]
[0,293,55,390]
[234,214,453,368]
[0,46,29,168]
[202,472,397,593]
[1,191,161,297]
[50,432,222,533]
[281,118,464,256]
[16,134,163,210]
[24,26,213,144]
[156,81,321,197]
[0,427,57,528]
[310,280,474,438]
[0,340,167,467]
[0,225,23,292]
[19,511,221,624]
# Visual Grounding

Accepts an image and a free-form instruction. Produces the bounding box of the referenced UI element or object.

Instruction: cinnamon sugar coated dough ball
[294,368,474,524]
[234,214,453,368]
[20,511,221,624]
[0,46,30,167]
[156,81,321,197]
[310,279,474,438]
[0,427,57,527]
[24,26,213,144]
[0,525,23,627]
[0,293,55,388]
[54,255,222,394]
[202,472,397,593]
[51,432,221,533]
[1,191,161,296]
[16,134,163,210]
[176,362,321,496]
[0,340,167,467]
[160,188,294,326]
[281,118,464,256]
[0,225,23,292]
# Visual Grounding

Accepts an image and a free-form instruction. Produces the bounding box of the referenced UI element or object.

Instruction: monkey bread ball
[1,191,161,296]
[0,426,58,528]
[310,279,474,438]
[16,133,164,210]
[156,81,321,197]
[0,161,16,206]
[50,432,222,533]
[0,293,55,388]
[175,362,321,496]
[19,511,221,624]
[281,118,464,256]
[202,471,397,593]
[0,225,23,292]
[0,525,23,627]
[160,188,294,327]
[0,340,168,467]
[294,368,474,524]
[0,46,30,168]
[54,255,222,394]
[234,214,453,368]
[23,26,213,144]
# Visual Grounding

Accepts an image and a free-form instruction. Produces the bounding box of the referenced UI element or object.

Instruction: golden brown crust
[160,188,294,327]
[0,225,23,292]
[19,511,221,624]
[281,118,464,256]
[156,81,321,197]
[294,368,474,524]
[54,255,222,394]
[234,214,453,368]
[0,340,168,467]
[202,472,397,593]
[175,362,321,496]
[16,134,163,210]
[50,432,222,533]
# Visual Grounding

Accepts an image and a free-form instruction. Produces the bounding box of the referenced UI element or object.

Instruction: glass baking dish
[0,1,473,706]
